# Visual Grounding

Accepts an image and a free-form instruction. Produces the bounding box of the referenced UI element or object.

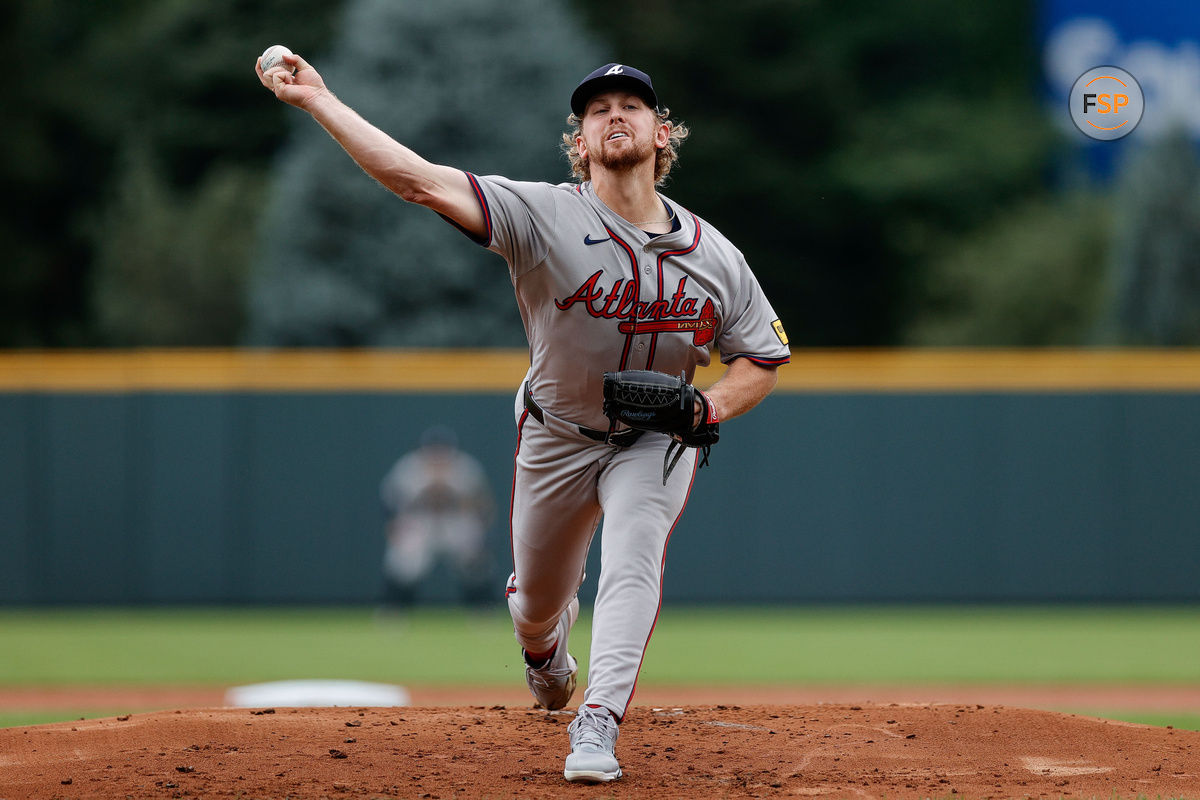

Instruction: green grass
[641,605,1200,684]
[3,605,1199,686]
[0,711,128,728]
[1082,711,1200,731]
[0,606,522,685]
[1,605,1198,730]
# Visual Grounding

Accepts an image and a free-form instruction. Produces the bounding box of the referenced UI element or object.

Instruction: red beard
[592,133,655,173]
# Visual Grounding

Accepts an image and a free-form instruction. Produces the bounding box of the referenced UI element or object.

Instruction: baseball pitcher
[257,54,790,784]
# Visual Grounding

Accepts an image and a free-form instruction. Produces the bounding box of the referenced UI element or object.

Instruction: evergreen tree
[0,2,135,344]
[89,147,264,345]
[0,0,341,346]
[903,191,1110,346]
[249,0,600,346]
[1101,130,1200,345]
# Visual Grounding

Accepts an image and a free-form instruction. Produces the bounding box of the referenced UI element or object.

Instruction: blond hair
[560,108,689,186]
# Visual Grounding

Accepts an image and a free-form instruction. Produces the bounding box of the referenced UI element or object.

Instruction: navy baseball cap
[570,63,659,116]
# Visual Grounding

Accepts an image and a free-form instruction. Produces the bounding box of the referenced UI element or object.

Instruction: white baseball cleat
[564,704,622,783]
[523,597,579,711]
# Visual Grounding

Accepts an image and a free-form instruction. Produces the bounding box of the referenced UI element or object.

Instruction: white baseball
[259,44,294,74]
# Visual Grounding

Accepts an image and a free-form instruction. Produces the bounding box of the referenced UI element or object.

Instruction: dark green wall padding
[2,391,1197,604]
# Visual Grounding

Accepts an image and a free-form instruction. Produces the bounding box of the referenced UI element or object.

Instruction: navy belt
[523,383,643,447]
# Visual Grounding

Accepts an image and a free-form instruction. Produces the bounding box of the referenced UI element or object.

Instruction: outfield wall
[2,350,1198,604]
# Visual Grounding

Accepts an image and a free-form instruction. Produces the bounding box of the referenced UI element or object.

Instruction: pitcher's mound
[2,703,1197,798]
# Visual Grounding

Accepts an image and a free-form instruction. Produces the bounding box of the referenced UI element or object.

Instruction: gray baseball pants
[506,384,697,719]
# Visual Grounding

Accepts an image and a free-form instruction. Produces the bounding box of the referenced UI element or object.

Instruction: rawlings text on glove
[601,370,719,483]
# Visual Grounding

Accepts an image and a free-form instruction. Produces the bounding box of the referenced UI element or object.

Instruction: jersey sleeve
[456,173,559,277]
[716,251,791,367]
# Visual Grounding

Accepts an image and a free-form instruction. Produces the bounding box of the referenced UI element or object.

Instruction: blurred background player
[379,426,495,607]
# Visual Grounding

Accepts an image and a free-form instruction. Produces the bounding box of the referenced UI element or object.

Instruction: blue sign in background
[1040,0,1200,172]
[1041,0,1200,47]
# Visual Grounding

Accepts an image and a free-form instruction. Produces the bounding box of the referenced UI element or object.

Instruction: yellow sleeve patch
[772,319,789,346]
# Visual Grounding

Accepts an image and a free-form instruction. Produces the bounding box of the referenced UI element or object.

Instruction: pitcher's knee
[510,593,563,630]
[506,579,571,648]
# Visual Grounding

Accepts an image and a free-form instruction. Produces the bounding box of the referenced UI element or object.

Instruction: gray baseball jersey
[452,173,790,719]
[461,174,790,429]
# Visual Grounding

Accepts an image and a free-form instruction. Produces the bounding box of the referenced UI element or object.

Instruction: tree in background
[88,147,263,345]
[1099,130,1200,345]
[903,189,1110,346]
[1,2,125,345]
[0,0,341,346]
[15,0,1184,349]
[248,0,600,346]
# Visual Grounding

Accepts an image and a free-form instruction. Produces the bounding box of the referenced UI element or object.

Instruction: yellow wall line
[771,349,1200,391]
[1,349,1199,392]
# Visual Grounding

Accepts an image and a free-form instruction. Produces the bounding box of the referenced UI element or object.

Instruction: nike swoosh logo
[583,234,611,246]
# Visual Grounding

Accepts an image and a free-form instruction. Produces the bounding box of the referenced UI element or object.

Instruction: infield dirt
[2,700,1198,799]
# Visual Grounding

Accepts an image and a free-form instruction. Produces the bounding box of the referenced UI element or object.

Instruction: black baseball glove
[601,370,719,483]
